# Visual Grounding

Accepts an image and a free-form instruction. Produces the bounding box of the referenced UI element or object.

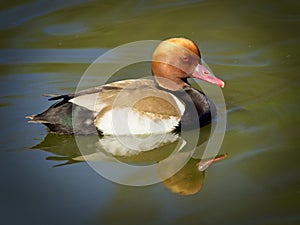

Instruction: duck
[27,37,225,135]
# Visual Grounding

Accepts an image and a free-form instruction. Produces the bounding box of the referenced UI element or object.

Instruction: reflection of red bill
[196,153,228,171]
[192,64,225,88]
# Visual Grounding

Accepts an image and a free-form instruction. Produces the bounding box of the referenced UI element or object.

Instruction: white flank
[95,107,180,135]
[70,93,105,112]
[169,92,185,116]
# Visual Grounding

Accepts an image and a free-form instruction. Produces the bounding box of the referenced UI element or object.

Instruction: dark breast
[171,86,214,131]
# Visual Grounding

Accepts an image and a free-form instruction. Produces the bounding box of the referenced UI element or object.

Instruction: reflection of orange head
[162,158,205,195]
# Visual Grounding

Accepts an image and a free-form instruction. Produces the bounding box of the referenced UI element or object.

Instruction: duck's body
[28,79,212,135]
[27,38,224,135]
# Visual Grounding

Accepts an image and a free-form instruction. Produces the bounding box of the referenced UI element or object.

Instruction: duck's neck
[153,76,189,91]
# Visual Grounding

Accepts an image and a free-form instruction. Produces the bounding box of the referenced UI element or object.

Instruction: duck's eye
[182,56,189,62]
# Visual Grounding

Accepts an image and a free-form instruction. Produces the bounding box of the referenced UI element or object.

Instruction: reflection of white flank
[99,133,179,156]
[72,151,117,162]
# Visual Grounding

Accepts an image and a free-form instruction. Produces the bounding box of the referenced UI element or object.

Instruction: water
[0,0,299,224]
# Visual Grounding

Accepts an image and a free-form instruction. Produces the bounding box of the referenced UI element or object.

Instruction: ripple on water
[134,0,205,11]
[0,0,93,29]
[43,22,88,36]
[0,48,107,64]
[208,47,273,68]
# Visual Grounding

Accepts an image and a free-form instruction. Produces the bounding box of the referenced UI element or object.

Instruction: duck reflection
[32,129,227,195]
[162,158,205,195]
[161,154,227,195]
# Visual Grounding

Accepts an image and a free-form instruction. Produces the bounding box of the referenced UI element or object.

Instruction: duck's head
[152,37,225,91]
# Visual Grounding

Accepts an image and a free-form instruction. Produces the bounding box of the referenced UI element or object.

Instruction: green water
[0,0,299,225]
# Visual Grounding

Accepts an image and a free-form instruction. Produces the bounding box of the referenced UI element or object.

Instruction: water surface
[0,0,299,225]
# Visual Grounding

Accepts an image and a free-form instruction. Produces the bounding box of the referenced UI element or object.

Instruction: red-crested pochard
[27,37,225,135]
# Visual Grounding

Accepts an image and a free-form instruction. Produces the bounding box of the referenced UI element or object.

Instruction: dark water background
[0,0,299,225]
